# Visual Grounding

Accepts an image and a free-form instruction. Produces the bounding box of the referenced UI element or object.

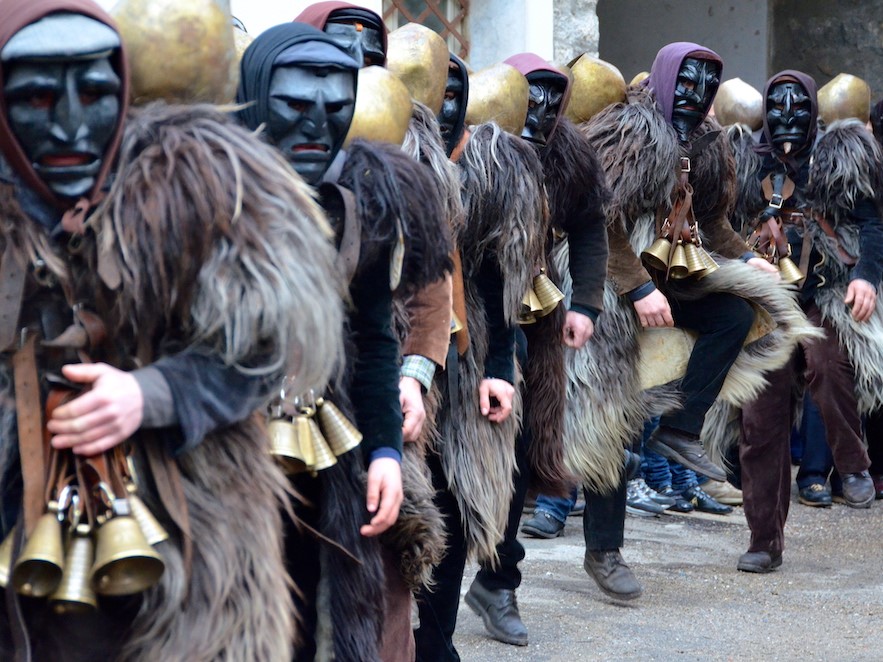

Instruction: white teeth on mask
[783,141,792,154]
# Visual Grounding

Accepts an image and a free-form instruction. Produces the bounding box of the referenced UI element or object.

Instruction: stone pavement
[453,487,883,661]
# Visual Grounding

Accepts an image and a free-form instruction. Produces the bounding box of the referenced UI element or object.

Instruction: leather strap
[445,341,459,429]
[144,433,192,577]
[451,249,469,355]
[797,230,813,288]
[0,244,26,352]
[319,182,362,287]
[12,334,45,536]
[814,213,858,266]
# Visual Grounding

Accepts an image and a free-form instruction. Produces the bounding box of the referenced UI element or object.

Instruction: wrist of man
[627,281,657,302]
[568,303,601,323]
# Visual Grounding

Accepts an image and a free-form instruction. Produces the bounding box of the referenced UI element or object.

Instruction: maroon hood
[294,1,388,66]
[760,69,818,159]
[0,0,129,210]
[646,42,721,127]
[504,52,571,142]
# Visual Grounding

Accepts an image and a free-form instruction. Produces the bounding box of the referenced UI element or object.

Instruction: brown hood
[504,52,571,143]
[0,0,129,210]
[294,1,388,66]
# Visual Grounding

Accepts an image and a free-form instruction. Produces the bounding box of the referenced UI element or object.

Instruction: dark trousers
[660,291,755,435]
[794,392,834,489]
[741,304,870,553]
[866,409,883,477]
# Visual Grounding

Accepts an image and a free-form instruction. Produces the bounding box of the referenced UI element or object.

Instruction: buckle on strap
[679,157,691,173]
[769,193,784,209]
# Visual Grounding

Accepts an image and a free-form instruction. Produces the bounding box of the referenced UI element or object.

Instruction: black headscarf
[442,52,469,157]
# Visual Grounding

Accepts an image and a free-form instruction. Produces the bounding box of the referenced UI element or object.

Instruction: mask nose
[301,95,329,140]
[50,70,88,144]
[782,93,796,125]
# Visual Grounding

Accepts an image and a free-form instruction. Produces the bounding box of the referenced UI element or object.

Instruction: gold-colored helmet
[345,66,413,147]
[386,23,449,115]
[464,63,529,135]
[565,53,627,123]
[818,73,871,124]
[713,78,763,130]
[112,0,236,104]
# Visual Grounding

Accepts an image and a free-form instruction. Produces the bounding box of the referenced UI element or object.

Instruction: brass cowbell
[12,504,65,598]
[519,287,543,325]
[683,242,707,277]
[307,418,338,473]
[127,489,170,547]
[0,527,15,588]
[777,255,804,284]
[668,242,690,279]
[269,417,313,474]
[641,236,673,272]
[699,248,720,276]
[533,270,565,316]
[91,499,164,596]
[49,524,97,614]
[316,399,363,456]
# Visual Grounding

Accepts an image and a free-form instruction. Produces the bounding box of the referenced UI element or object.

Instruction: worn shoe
[839,471,875,508]
[464,581,528,646]
[737,550,783,573]
[644,426,726,482]
[700,480,743,506]
[520,511,565,539]
[874,474,883,500]
[633,477,677,508]
[626,479,665,515]
[680,485,733,515]
[583,549,643,600]
[798,483,832,507]
[657,486,694,513]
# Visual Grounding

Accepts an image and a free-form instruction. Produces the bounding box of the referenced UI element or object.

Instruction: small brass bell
[307,420,338,473]
[533,270,565,317]
[91,500,164,596]
[641,236,673,271]
[668,242,690,279]
[127,491,170,547]
[49,525,97,614]
[269,417,312,474]
[778,256,804,284]
[518,287,543,325]
[316,400,363,456]
[451,310,464,334]
[699,247,720,276]
[0,528,15,588]
[12,506,65,598]
[683,242,707,277]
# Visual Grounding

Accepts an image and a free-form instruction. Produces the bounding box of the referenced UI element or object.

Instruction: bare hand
[633,289,674,328]
[845,278,877,322]
[746,257,781,279]
[399,376,426,443]
[48,363,143,456]
[478,378,514,423]
[360,457,403,537]
[562,310,595,349]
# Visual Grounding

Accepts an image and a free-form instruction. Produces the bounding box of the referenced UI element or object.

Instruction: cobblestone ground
[454,479,883,661]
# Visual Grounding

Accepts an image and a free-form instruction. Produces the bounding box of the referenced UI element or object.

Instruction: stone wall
[553,0,600,65]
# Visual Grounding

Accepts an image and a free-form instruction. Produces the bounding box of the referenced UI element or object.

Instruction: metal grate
[382,0,470,60]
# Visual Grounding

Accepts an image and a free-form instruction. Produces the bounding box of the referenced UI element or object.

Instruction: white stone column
[467,0,554,69]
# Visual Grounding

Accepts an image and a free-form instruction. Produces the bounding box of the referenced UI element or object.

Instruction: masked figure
[0,1,343,660]
[237,21,451,662]
[730,70,883,572]
[296,1,387,67]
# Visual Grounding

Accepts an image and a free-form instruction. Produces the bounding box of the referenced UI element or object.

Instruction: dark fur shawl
[726,123,766,237]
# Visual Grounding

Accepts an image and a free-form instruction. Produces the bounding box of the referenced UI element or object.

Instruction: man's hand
[746,257,781,279]
[633,289,674,328]
[360,457,403,537]
[562,310,595,349]
[478,378,514,423]
[845,278,877,322]
[48,363,143,456]
[399,376,426,443]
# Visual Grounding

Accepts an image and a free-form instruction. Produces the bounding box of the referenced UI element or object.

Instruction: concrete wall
[596,0,769,92]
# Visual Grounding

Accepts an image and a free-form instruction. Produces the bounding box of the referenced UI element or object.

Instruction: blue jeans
[535,486,579,524]
[795,391,834,489]
[640,416,703,493]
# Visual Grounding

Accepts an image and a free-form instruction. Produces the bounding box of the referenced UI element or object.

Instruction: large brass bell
[0,528,15,588]
[777,256,804,285]
[316,400,363,456]
[307,420,338,472]
[668,242,690,279]
[533,270,565,316]
[269,417,312,474]
[683,242,707,277]
[127,490,170,547]
[641,236,673,272]
[91,500,164,596]
[519,287,543,324]
[12,505,65,597]
[49,524,97,614]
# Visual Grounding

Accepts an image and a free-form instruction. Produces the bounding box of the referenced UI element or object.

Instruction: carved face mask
[266,64,356,185]
[4,56,121,199]
[324,20,385,68]
[671,56,721,141]
[438,60,466,155]
[522,72,565,146]
[766,81,812,154]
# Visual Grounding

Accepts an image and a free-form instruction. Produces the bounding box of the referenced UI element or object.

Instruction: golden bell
[698,247,720,277]
[0,528,15,588]
[316,400,363,456]
[713,78,763,130]
[777,256,804,285]
[127,492,170,547]
[522,287,544,314]
[818,73,871,124]
[683,242,707,276]
[345,66,413,148]
[269,417,312,474]
[386,23,450,115]
[91,505,164,596]
[668,242,689,279]
[307,420,338,473]
[533,271,565,317]
[641,237,673,272]
[565,53,627,123]
[12,509,64,598]
[49,525,97,614]
[451,310,464,334]
[465,63,530,135]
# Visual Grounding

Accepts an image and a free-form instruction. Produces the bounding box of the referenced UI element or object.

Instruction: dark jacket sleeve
[476,253,516,384]
[849,197,883,285]
[349,255,404,462]
[566,217,608,317]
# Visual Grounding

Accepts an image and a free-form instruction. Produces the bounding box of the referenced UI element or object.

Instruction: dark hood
[443,52,469,157]
[646,41,721,126]
[294,1,388,66]
[760,69,818,161]
[0,0,129,210]
[504,52,571,143]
